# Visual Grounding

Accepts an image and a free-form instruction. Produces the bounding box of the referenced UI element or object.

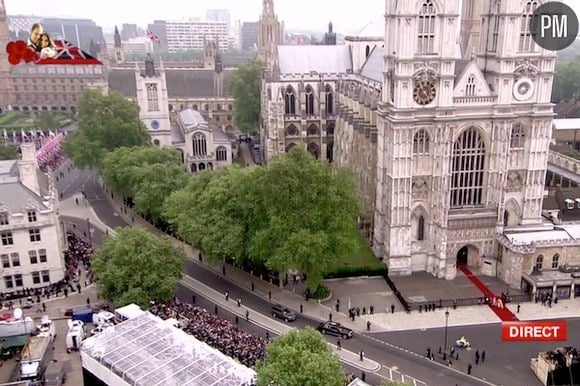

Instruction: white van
[66,320,85,352]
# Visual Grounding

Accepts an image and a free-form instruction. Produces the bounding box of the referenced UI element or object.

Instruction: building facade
[241,22,259,51]
[260,0,575,291]
[0,143,65,292]
[163,20,228,52]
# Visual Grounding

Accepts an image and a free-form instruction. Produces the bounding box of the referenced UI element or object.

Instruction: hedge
[324,265,387,279]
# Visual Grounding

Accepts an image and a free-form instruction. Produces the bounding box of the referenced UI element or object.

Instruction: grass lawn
[335,228,383,269]
[0,111,71,129]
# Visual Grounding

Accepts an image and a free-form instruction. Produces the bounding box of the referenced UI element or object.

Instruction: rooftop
[553,118,580,130]
[359,46,383,83]
[277,45,352,75]
[81,311,256,386]
[0,160,48,213]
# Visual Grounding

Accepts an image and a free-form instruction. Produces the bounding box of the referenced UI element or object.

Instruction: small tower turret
[113,26,125,64]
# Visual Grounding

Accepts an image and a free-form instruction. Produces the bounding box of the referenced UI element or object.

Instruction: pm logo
[531,1,579,51]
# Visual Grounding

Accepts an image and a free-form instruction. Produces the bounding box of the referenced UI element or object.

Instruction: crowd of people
[0,232,94,306]
[150,298,267,367]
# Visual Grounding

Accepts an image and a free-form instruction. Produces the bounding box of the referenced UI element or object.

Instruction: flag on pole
[146,29,160,43]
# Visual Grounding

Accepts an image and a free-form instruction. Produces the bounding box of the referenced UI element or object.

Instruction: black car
[317,321,353,338]
[271,304,296,322]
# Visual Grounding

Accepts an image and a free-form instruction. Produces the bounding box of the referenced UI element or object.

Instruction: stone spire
[258,0,283,75]
[114,26,122,48]
[144,53,155,77]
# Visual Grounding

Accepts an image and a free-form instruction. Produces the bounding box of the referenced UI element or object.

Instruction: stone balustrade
[548,149,580,174]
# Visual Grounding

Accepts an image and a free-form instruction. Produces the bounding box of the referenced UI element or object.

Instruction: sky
[4,0,384,34]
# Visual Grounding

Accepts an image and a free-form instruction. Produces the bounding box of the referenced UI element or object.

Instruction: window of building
[192,132,207,156]
[552,254,560,269]
[284,86,296,115]
[1,254,9,268]
[14,274,22,287]
[417,0,436,54]
[227,115,232,121]
[216,146,227,161]
[32,272,40,285]
[216,104,222,111]
[146,83,159,111]
[325,85,333,114]
[204,104,209,111]
[153,139,160,146]
[29,250,38,264]
[41,270,50,283]
[29,229,41,242]
[1,232,13,246]
[450,127,486,207]
[4,276,13,289]
[535,254,543,270]
[0,212,8,225]
[326,123,335,136]
[228,104,233,111]
[10,253,19,267]
[38,249,47,263]
[520,1,539,52]
[215,115,220,122]
[413,129,429,154]
[510,123,525,148]
[417,215,425,241]
[305,85,315,115]
[465,75,476,96]
[27,210,37,223]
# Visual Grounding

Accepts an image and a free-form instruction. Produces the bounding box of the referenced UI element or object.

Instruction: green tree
[133,163,189,222]
[92,226,185,308]
[101,146,183,198]
[552,58,580,103]
[255,328,345,386]
[63,90,149,168]
[251,147,362,291]
[164,166,265,265]
[0,144,19,160]
[230,60,261,133]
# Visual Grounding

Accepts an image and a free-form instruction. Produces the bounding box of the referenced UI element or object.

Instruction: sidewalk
[59,193,118,236]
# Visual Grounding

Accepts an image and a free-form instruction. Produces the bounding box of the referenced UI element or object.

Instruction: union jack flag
[36,40,102,65]
[146,29,160,43]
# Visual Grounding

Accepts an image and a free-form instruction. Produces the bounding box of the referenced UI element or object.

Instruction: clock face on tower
[413,81,437,105]
[150,120,160,130]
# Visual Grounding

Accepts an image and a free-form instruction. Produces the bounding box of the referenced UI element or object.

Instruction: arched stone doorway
[198,163,206,171]
[456,244,479,267]
[191,163,197,173]
[207,162,213,170]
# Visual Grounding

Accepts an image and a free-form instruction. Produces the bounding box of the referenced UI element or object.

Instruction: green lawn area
[0,111,72,129]
[336,228,383,269]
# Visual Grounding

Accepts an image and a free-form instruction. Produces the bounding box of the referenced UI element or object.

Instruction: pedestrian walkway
[458,264,518,322]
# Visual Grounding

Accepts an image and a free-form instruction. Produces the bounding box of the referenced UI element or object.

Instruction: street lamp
[443,309,450,357]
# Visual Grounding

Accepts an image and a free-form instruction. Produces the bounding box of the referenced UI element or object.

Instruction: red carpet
[458,264,519,322]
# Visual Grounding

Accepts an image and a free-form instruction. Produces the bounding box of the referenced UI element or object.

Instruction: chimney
[18,142,40,195]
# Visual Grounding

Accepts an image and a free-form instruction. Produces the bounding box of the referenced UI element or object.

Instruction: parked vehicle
[71,308,93,324]
[66,320,85,352]
[43,360,66,385]
[19,335,52,380]
[0,308,35,338]
[114,304,145,322]
[317,321,354,339]
[456,336,470,348]
[37,316,56,341]
[271,304,296,322]
[92,311,116,327]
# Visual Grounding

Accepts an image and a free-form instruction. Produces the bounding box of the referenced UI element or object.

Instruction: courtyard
[0,111,73,130]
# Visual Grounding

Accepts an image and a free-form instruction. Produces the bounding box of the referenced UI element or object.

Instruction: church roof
[107,68,234,99]
[345,18,384,40]
[360,46,383,83]
[277,45,352,75]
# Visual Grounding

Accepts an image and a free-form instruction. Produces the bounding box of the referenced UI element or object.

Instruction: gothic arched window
[551,254,560,270]
[326,123,335,136]
[417,215,425,241]
[285,124,299,136]
[485,0,501,52]
[417,0,437,54]
[216,146,227,161]
[285,86,296,115]
[307,124,319,136]
[365,45,370,57]
[450,127,486,207]
[520,1,539,52]
[305,85,315,115]
[192,132,207,157]
[535,254,544,270]
[325,85,334,114]
[510,123,525,148]
[465,75,476,96]
[413,129,429,154]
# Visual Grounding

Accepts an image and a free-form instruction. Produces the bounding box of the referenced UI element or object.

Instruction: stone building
[0,143,66,291]
[259,0,580,293]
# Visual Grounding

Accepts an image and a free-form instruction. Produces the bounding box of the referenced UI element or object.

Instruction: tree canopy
[101,146,188,221]
[0,144,19,160]
[164,147,362,290]
[91,226,185,308]
[255,328,345,386]
[552,58,580,103]
[229,60,261,133]
[63,90,150,168]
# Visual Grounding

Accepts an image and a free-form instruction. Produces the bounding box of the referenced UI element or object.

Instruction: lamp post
[443,309,450,357]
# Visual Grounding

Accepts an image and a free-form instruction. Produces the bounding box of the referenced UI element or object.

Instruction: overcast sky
[5,0,580,35]
[4,0,385,34]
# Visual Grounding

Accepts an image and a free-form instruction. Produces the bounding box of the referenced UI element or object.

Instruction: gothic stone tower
[258,0,283,73]
[113,25,125,64]
[374,0,555,280]
[135,54,172,147]
[0,0,14,112]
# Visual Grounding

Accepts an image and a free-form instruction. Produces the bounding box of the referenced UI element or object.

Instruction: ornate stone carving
[506,171,523,192]
[412,177,430,199]
[514,59,539,79]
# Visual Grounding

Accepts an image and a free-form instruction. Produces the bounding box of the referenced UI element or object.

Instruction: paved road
[380,319,580,386]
